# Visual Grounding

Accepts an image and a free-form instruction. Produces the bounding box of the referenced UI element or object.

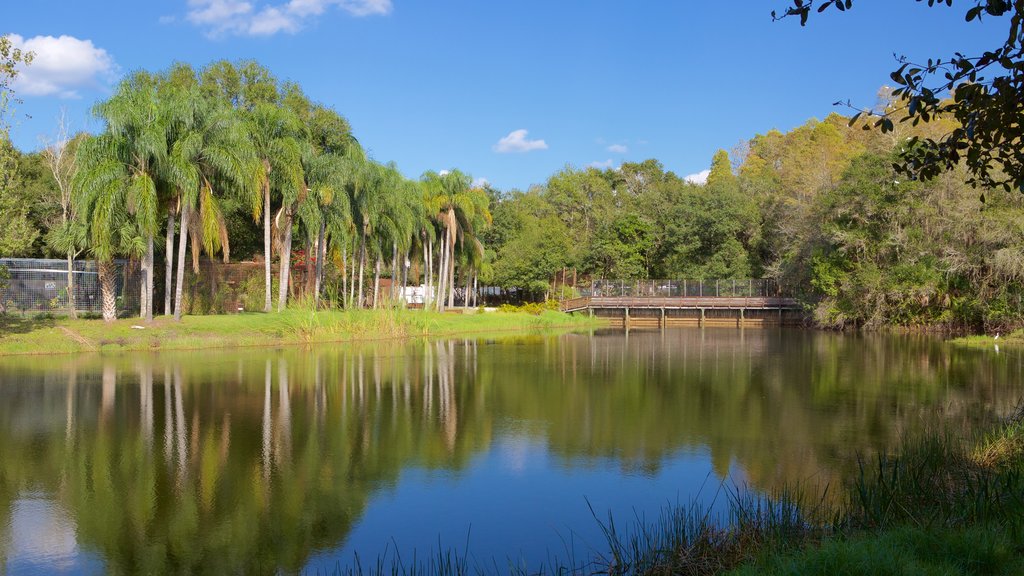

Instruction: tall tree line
[8,60,491,321]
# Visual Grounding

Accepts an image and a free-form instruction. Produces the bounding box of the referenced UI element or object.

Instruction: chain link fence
[0,258,140,316]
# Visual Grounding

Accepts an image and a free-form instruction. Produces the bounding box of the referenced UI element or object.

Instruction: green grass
[0,308,600,356]
[948,328,1024,349]
[538,407,1024,576]
[727,525,1024,576]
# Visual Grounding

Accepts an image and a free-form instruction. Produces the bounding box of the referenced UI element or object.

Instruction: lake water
[1,328,1021,574]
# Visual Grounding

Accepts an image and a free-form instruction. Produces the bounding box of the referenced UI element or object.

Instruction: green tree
[202,61,303,313]
[165,85,256,321]
[775,0,1024,192]
[422,170,491,310]
[72,134,147,321]
[0,36,35,258]
[91,72,168,322]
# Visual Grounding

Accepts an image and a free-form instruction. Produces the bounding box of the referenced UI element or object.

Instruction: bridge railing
[581,279,782,299]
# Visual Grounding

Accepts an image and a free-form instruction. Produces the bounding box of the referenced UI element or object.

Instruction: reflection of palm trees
[173,364,187,482]
[277,358,292,467]
[137,361,153,451]
[262,358,272,482]
[100,361,116,424]
[163,367,172,466]
[65,367,76,445]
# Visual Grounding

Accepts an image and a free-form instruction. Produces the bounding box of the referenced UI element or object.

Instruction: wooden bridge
[560,279,804,328]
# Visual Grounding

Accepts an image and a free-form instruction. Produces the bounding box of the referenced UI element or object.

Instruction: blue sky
[4,1,1003,190]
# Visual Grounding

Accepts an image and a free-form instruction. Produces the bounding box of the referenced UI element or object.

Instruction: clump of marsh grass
[585,484,831,576]
[972,401,1024,470]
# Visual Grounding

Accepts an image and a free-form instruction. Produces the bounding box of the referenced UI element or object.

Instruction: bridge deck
[560,296,801,313]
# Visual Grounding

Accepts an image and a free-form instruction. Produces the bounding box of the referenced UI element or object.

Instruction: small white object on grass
[131,325,146,330]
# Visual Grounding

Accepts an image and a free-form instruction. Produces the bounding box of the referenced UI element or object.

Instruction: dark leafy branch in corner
[774,0,1024,195]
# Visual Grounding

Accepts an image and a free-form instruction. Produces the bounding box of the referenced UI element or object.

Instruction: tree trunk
[140,243,149,320]
[98,260,117,322]
[349,238,358,308]
[373,256,382,309]
[436,233,447,312]
[315,219,325,310]
[465,273,471,309]
[401,247,409,305]
[173,204,190,321]
[473,274,478,308]
[277,207,293,312]
[357,235,366,309]
[142,234,154,322]
[304,238,314,299]
[165,209,175,316]
[446,224,456,310]
[341,243,348,308]
[263,180,272,313]
[66,253,77,319]
[391,242,399,302]
[425,235,432,310]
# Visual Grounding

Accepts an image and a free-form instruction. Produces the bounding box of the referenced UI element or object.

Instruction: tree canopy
[774,0,1024,193]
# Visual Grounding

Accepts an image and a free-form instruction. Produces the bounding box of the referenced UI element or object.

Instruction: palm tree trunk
[390,243,396,301]
[446,225,456,310]
[357,234,367,309]
[349,238,358,308]
[263,181,272,313]
[425,235,432,310]
[66,253,77,319]
[165,208,175,316]
[373,256,381,309]
[98,260,117,322]
[315,219,325,310]
[341,243,348,308]
[278,207,293,312]
[436,233,447,312]
[174,204,190,321]
[473,274,478,308]
[401,247,410,305]
[143,234,154,322]
[465,273,471,309]
[140,245,149,320]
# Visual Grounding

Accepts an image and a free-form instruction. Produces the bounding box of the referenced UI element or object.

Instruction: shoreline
[0,309,602,357]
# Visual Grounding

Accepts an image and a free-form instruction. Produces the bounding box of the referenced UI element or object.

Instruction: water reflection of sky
[305,432,738,573]
[2,496,104,575]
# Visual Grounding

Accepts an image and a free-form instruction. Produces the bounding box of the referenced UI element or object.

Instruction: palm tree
[155,63,202,318]
[92,73,168,322]
[200,60,303,313]
[72,134,147,321]
[165,93,256,321]
[248,104,304,312]
[421,170,492,310]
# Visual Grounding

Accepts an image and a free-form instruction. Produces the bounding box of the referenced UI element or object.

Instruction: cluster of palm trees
[70,60,491,322]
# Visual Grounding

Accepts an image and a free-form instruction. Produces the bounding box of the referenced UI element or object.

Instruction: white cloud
[8,34,117,98]
[493,129,548,154]
[588,159,615,170]
[186,0,391,36]
[248,6,300,34]
[472,177,490,188]
[685,169,710,185]
[438,169,450,176]
[607,144,628,154]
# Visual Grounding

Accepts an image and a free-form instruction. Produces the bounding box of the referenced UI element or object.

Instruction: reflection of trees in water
[0,332,1020,573]
[0,342,486,574]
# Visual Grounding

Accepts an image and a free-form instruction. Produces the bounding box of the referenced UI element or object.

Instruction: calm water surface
[1,328,1021,574]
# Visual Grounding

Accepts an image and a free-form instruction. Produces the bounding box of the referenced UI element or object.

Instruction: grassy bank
[949,328,1024,350]
[0,308,599,356]
[593,406,1024,576]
